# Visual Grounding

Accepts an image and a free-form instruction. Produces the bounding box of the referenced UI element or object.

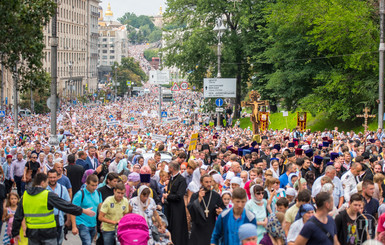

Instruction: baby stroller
[117,213,150,245]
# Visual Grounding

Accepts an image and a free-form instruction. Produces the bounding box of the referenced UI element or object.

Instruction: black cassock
[165,173,188,245]
[187,190,225,245]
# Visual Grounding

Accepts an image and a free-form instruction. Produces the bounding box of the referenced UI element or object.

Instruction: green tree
[20,72,51,113]
[112,57,147,96]
[143,49,160,61]
[0,0,56,91]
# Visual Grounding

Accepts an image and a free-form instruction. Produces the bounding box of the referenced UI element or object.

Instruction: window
[110,56,115,59]
[102,38,107,42]
[102,55,107,59]
[110,50,114,54]
[102,50,107,53]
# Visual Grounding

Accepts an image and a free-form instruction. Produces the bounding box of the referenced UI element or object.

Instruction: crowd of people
[0,86,385,245]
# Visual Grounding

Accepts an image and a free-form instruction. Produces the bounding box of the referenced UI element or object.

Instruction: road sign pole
[159,86,162,123]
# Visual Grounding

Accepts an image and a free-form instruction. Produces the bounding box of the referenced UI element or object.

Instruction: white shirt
[341,170,358,202]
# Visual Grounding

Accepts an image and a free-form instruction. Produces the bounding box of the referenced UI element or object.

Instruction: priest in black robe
[187,174,225,245]
[164,161,188,245]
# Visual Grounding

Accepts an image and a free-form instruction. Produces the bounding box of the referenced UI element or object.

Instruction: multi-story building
[42,0,100,100]
[97,4,128,82]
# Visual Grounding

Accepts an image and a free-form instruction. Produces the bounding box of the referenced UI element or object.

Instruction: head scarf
[133,185,151,223]
[266,214,286,242]
[82,169,95,184]
[295,204,315,221]
[128,172,140,182]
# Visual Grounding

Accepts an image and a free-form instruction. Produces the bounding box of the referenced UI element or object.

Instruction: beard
[203,186,211,192]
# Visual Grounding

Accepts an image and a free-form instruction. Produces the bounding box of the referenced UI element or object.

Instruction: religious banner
[297,112,307,131]
[259,112,269,131]
[188,133,199,151]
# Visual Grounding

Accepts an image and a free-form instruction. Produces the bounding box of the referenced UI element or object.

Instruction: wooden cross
[356,107,376,134]
[241,91,269,135]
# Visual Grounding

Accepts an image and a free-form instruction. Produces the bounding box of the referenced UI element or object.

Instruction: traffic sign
[109,114,114,119]
[171,82,180,91]
[0,111,5,118]
[216,108,224,112]
[161,111,168,118]
[180,82,188,90]
[126,80,131,86]
[204,78,236,98]
[130,117,135,121]
[215,98,224,107]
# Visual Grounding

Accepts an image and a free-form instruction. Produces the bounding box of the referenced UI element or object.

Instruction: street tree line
[163,0,379,120]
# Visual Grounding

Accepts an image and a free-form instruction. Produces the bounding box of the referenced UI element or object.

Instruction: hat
[318,144,323,150]
[322,141,329,147]
[295,148,303,156]
[322,137,328,141]
[314,156,323,165]
[288,152,295,158]
[330,152,339,161]
[230,177,242,186]
[326,161,334,166]
[251,141,258,147]
[237,148,243,156]
[139,174,151,183]
[305,149,313,158]
[369,139,375,143]
[238,223,258,242]
[293,139,299,146]
[6,155,12,159]
[225,171,235,180]
[288,143,295,148]
[285,187,297,197]
[128,172,140,182]
[273,144,281,151]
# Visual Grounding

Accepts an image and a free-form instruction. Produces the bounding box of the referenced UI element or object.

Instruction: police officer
[12,173,95,245]
[341,162,362,203]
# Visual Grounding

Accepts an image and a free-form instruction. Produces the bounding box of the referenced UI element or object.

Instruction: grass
[239,111,379,133]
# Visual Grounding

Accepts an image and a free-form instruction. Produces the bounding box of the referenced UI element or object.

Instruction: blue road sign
[5,97,7,105]
[215,98,224,107]
[161,111,168,118]
[0,111,5,118]
[109,114,114,119]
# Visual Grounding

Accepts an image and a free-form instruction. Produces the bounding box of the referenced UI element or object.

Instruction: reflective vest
[23,190,56,229]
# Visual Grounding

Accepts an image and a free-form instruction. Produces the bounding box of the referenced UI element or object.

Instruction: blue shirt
[57,175,72,190]
[210,208,256,245]
[72,188,102,227]
[47,183,70,226]
[300,216,336,245]
[279,173,289,188]
[76,159,92,171]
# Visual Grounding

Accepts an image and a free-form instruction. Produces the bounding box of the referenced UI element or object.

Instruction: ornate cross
[356,107,376,134]
[241,91,269,135]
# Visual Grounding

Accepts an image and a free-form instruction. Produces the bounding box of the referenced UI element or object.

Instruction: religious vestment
[187,190,225,245]
[165,173,188,245]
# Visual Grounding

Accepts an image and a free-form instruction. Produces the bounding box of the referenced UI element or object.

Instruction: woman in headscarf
[186,167,201,204]
[128,185,165,244]
[259,212,286,245]
[287,204,315,245]
[245,184,267,243]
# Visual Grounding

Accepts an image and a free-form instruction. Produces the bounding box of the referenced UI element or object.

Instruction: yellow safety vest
[23,190,56,229]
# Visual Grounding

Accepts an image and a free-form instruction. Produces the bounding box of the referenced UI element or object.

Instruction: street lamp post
[114,64,117,101]
[12,64,18,134]
[48,0,59,146]
[69,61,73,102]
[213,17,227,128]
[380,0,385,129]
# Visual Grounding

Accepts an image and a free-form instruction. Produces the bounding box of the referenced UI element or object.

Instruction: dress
[3,207,16,245]
[245,199,267,242]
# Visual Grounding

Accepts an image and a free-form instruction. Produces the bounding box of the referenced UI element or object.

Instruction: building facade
[97,4,128,83]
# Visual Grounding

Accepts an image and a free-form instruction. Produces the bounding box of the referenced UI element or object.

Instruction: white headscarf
[133,185,151,223]
[187,167,201,193]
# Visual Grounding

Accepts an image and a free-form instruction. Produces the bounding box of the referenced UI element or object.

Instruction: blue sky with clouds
[100,0,166,19]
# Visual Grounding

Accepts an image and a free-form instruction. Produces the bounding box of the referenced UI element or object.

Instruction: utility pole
[159,86,162,123]
[115,66,117,101]
[1,63,4,125]
[49,0,59,146]
[30,81,34,113]
[214,17,226,128]
[379,0,385,129]
[12,65,18,133]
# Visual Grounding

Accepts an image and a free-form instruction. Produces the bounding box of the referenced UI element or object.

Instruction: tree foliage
[112,57,147,96]
[163,0,380,120]
[0,0,56,91]
[118,12,162,44]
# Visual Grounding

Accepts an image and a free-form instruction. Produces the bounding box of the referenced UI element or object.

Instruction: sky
[100,0,167,19]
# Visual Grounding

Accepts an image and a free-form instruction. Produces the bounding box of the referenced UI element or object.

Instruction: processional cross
[241,91,269,135]
[356,107,376,134]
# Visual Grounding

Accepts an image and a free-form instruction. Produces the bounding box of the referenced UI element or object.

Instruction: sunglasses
[255,192,264,195]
